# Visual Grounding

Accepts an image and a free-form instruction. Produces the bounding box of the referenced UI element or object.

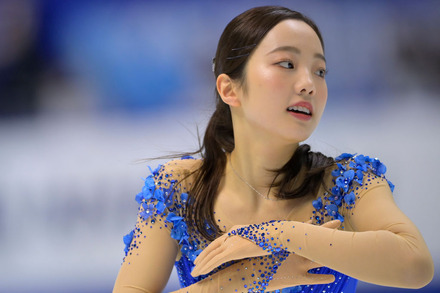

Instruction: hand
[173,251,335,292]
[192,220,341,277]
[266,251,336,290]
[192,224,270,277]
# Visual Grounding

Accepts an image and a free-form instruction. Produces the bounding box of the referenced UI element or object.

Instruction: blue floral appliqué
[135,175,156,204]
[148,164,163,176]
[123,230,134,254]
[180,155,195,160]
[166,212,189,243]
[335,169,355,193]
[124,164,178,255]
[166,212,203,262]
[313,153,394,224]
[387,179,395,192]
[312,197,323,210]
[140,203,155,220]
[123,161,204,268]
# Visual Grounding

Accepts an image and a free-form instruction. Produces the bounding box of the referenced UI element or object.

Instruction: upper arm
[347,182,422,245]
[113,159,200,292]
[113,214,178,293]
[324,154,421,238]
[339,157,426,254]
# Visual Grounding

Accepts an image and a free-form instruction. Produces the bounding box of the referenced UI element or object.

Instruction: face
[233,19,328,144]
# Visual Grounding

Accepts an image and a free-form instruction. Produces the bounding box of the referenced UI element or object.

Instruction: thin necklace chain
[228,155,280,201]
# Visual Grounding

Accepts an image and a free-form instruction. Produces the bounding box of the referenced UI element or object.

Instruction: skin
[216,19,328,214]
[170,19,338,292]
[113,18,434,293]
[190,18,434,289]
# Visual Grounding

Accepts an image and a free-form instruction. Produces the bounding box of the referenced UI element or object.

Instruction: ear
[216,73,241,107]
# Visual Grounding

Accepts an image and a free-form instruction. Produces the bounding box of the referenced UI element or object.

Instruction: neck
[227,137,298,202]
[224,109,303,204]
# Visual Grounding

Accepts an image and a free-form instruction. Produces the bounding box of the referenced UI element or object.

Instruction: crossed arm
[113,177,434,292]
[192,184,434,289]
[113,215,339,293]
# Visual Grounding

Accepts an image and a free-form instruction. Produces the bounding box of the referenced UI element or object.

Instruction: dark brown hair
[187,6,334,240]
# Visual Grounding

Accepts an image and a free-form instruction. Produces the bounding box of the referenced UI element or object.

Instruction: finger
[194,238,239,277]
[321,220,341,229]
[193,236,224,263]
[197,235,271,273]
[305,272,336,285]
[194,235,226,265]
[302,258,328,271]
[193,238,253,277]
[268,272,335,291]
[192,245,226,276]
[193,238,249,276]
[285,252,323,271]
[192,251,227,276]
[192,252,220,276]
[194,232,274,277]
[307,260,325,270]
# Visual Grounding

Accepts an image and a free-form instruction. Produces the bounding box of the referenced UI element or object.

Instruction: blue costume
[122,153,394,292]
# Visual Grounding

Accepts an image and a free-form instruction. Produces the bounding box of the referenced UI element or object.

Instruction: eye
[315,68,328,78]
[277,61,294,69]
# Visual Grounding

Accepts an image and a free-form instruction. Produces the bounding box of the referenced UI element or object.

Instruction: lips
[286,101,313,116]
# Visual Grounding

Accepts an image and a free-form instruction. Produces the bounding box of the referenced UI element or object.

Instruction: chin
[282,133,311,145]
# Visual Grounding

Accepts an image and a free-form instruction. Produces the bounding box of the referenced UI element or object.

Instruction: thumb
[305,272,336,285]
[320,220,341,229]
[267,272,335,291]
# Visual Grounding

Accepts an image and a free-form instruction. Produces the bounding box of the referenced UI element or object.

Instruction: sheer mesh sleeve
[289,154,432,287]
[311,153,395,228]
[226,154,433,288]
[113,159,196,293]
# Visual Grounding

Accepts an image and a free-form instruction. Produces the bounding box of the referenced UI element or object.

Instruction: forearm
[113,285,154,293]
[280,221,433,288]
[174,251,334,293]
[174,253,288,293]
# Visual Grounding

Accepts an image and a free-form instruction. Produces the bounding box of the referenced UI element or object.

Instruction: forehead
[255,19,323,56]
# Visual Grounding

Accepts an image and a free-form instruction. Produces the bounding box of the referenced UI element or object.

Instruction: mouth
[286,105,312,116]
[286,102,313,121]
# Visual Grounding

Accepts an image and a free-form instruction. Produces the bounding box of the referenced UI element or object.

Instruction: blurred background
[0,0,439,292]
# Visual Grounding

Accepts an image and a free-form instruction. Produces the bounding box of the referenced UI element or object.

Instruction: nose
[295,69,315,96]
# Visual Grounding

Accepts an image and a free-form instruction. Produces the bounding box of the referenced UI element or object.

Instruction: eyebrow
[267,45,326,63]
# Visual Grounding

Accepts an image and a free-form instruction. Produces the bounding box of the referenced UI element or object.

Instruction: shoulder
[144,156,202,190]
[313,153,394,225]
[134,156,201,215]
[160,156,202,178]
[331,153,394,192]
[123,157,201,257]
[134,157,205,260]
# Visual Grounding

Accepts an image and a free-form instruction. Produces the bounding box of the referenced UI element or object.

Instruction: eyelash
[277,60,294,69]
[316,68,329,78]
[276,60,328,78]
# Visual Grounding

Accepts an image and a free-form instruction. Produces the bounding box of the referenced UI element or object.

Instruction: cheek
[320,84,328,104]
[250,64,285,92]
[316,83,328,116]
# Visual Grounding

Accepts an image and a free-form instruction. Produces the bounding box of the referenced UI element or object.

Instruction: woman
[113,6,434,293]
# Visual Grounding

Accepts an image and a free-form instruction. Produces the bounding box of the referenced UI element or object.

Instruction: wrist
[230,221,284,253]
[278,221,306,254]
